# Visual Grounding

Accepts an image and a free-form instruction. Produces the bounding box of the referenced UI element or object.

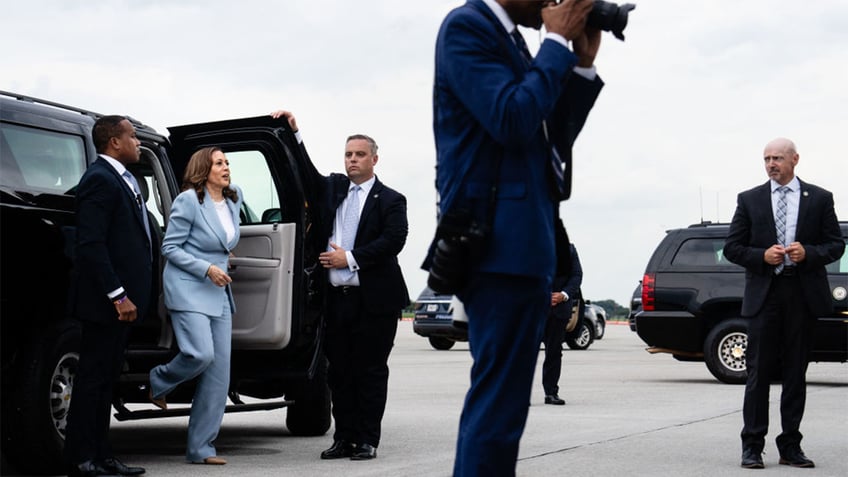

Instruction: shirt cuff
[346,250,360,272]
[561,291,569,301]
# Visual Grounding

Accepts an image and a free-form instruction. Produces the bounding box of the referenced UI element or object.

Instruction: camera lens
[587,1,636,41]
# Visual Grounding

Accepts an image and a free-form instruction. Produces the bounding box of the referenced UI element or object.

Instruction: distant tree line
[587,299,630,320]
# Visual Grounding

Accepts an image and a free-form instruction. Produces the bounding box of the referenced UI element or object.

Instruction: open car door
[167,116,326,351]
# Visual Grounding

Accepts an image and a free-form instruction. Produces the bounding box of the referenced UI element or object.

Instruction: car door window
[225,150,281,224]
[0,123,86,193]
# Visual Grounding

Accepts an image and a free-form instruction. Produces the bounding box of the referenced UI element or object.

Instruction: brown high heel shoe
[148,389,167,410]
[193,456,227,465]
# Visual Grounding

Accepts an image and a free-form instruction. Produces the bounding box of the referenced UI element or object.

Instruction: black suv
[634,222,848,384]
[0,91,333,474]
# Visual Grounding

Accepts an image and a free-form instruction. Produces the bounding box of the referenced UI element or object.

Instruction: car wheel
[1,321,80,475]
[286,355,332,436]
[703,318,748,384]
[428,336,455,350]
[595,317,606,340]
[565,320,594,350]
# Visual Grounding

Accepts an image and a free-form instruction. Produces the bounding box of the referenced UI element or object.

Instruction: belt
[778,266,797,277]
[329,285,359,295]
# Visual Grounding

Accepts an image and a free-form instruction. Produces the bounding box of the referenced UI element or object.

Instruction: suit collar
[479,0,515,33]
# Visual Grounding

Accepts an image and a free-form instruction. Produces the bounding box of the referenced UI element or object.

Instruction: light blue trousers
[149,306,231,462]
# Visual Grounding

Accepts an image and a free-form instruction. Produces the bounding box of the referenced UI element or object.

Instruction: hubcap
[718,332,747,372]
[50,352,79,439]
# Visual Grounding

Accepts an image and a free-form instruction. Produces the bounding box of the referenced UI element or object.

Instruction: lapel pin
[802,191,809,197]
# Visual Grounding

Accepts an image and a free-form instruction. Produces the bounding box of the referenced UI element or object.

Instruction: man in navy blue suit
[724,138,844,469]
[426,1,603,475]
[65,116,153,477]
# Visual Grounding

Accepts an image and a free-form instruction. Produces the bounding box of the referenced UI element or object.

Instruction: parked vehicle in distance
[634,222,848,384]
[412,287,604,351]
[0,91,333,475]
[585,301,606,341]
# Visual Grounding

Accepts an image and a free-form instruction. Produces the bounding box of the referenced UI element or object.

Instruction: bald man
[724,138,844,469]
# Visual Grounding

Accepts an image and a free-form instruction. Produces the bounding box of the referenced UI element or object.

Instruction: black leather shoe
[740,448,764,469]
[350,443,377,460]
[545,395,566,405]
[320,440,355,459]
[68,460,119,477]
[779,448,815,468]
[99,457,145,475]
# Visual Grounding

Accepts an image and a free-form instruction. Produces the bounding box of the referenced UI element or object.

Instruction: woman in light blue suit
[149,146,242,465]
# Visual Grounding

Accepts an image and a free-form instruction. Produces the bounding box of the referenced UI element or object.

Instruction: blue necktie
[338,185,361,281]
[123,170,152,249]
[774,186,789,274]
[511,29,567,199]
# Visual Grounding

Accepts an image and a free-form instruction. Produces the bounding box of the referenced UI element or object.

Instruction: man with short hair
[724,137,844,469]
[65,116,154,477]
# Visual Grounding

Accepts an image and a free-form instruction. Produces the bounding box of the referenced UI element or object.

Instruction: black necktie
[510,29,533,65]
[511,29,568,199]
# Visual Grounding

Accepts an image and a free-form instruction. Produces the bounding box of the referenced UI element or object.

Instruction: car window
[672,237,737,268]
[224,150,282,225]
[0,123,86,193]
[826,238,848,274]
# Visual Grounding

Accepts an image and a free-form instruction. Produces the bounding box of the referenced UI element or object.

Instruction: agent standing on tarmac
[425,1,604,475]
[542,220,583,406]
[270,110,410,461]
[724,137,844,469]
[65,115,152,477]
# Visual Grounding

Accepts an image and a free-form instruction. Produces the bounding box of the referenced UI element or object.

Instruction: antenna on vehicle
[699,186,704,223]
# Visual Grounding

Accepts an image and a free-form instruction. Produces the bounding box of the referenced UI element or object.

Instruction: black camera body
[587,0,636,41]
[427,208,489,295]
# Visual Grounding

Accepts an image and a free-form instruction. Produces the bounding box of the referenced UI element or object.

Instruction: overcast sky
[3,0,847,306]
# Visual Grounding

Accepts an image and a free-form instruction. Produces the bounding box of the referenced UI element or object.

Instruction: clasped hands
[764,241,805,266]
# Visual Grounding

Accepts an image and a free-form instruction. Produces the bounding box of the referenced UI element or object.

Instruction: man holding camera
[425,0,603,475]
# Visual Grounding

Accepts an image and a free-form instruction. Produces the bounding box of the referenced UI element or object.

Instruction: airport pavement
[4,322,846,476]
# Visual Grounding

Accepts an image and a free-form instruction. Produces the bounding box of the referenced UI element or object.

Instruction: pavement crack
[519,409,741,462]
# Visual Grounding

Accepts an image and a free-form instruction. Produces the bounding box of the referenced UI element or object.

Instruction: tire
[428,336,455,350]
[2,321,80,475]
[704,318,749,384]
[595,317,606,340]
[565,320,595,350]
[286,355,332,436]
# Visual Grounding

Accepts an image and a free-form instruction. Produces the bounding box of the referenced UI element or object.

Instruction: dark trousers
[542,300,571,396]
[324,286,398,448]
[64,320,131,465]
[741,273,814,453]
[453,273,549,477]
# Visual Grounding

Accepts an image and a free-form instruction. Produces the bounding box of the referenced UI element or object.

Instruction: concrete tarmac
[4,322,847,476]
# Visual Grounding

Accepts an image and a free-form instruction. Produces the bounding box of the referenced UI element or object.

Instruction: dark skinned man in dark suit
[724,137,844,470]
[65,116,153,477]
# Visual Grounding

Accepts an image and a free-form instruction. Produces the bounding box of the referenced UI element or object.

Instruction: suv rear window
[671,237,736,268]
[0,123,86,193]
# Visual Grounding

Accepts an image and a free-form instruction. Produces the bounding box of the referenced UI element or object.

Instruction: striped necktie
[774,186,789,274]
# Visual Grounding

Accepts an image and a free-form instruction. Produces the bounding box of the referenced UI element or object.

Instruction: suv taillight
[641,273,655,311]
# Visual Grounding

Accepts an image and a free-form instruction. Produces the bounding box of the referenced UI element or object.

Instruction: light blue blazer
[162,185,243,316]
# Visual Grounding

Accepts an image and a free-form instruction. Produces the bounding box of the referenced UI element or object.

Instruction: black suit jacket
[326,173,410,314]
[724,178,844,317]
[70,158,153,323]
